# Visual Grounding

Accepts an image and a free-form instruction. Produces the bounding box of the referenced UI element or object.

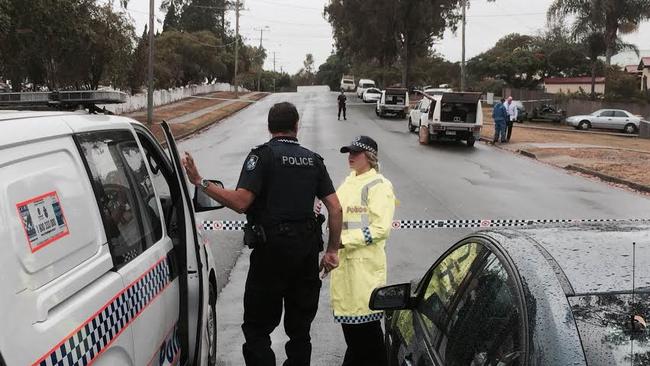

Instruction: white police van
[0,91,223,366]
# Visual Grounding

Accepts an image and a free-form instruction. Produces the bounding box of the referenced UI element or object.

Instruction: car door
[392,241,483,365]
[76,130,181,366]
[612,111,630,130]
[595,110,614,129]
[159,121,210,366]
[431,242,526,366]
[403,239,526,366]
[411,101,422,122]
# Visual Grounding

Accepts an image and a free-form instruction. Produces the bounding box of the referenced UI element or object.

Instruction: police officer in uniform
[182,102,343,366]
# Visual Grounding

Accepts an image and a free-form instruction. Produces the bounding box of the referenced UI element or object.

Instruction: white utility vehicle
[376,88,409,119]
[0,91,223,366]
[340,75,356,92]
[417,92,483,147]
[362,87,382,103]
[408,98,431,133]
[356,79,376,98]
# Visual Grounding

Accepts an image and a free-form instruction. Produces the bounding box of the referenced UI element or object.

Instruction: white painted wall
[100,83,246,114]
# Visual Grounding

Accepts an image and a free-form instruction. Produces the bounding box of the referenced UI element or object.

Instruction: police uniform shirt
[236,136,335,224]
[337,94,347,106]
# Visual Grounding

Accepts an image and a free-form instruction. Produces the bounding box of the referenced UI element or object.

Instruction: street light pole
[460,0,467,92]
[147,0,154,124]
[233,0,240,97]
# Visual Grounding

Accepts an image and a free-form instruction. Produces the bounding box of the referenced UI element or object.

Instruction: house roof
[626,64,642,73]
[544,77,606,85]
[639,57,650,69]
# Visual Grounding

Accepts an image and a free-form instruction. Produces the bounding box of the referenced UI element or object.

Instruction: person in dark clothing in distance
[338,89,347,120]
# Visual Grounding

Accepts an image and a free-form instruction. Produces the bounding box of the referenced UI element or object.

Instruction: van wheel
[578,120,591,130]
[207,283,217,366]
[466,136,476,147]
[375,109,380,117]
[624,123,637,134]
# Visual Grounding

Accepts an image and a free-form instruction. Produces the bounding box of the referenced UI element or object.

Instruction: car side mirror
[369,283,411,311]
[193,180,225,212]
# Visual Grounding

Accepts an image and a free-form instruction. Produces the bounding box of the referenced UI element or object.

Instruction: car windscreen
[361,83,374,88]
[366,89,380,94]
[569,293,650,365]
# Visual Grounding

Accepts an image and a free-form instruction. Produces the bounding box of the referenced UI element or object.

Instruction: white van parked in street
[0,91,223,366]
[340,75,356,92]
[356,79,376,98]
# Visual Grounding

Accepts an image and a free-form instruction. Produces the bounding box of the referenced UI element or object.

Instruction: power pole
[273,52,277,92]
[147,0,155,125]
[460,0,467,92]
[255,26,269,91]
[233,0,240,97]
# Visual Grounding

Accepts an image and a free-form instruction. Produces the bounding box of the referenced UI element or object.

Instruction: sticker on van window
[16,191,69,252]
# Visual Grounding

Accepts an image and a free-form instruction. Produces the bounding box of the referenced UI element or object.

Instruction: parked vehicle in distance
[408,98,431,133]
[512,100,528,122]
[418,91,482,147]
[356,79,377,97]
[566,109,641,133]
[340,75,356,92]
[530,104,566,122]
[376,88,409,119]
[370,222,650,366]
[362,87,382,103]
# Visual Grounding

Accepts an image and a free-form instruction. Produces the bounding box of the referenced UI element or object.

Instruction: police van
[0,91,223,366]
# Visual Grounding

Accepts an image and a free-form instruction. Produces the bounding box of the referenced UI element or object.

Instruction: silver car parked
[565,109,641,134]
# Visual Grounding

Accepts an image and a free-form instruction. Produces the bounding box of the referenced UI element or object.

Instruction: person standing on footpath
[329,136,396,366]
[504,96,518,142]
[182,102,343,366]
[338,89,347,120]
[492,98,508,144]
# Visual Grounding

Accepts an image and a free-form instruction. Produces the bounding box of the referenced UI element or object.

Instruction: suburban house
[638,57,650,92]
[543,76,606,94]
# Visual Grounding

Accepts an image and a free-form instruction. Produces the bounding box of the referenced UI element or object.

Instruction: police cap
[340,135,378,155]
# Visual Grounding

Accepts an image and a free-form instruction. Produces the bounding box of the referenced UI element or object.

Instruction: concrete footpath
[123,91,268,142]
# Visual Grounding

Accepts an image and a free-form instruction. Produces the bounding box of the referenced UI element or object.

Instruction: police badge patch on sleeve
[246,155,259,171]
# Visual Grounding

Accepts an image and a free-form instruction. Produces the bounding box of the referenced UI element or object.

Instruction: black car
[371,223,650,366]
[531,105,566,122]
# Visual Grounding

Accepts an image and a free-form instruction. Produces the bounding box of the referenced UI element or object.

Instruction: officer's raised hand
[182,152,202,186]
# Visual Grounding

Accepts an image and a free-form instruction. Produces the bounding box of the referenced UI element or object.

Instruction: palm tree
[548,0,650,65]
[548,0,640,99]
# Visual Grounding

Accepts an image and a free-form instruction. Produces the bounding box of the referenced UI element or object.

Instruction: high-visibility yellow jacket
[330,169,396,324]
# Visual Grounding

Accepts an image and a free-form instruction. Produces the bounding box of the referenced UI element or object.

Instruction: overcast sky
[125,0,650,74]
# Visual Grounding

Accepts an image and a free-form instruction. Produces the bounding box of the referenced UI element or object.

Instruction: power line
[247,0,321,11]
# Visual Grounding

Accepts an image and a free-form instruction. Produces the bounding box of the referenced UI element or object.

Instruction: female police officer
[182,102,343,366]
[329,136,396,366]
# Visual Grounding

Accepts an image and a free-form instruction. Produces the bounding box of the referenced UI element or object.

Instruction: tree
[179,0,221,34]
[163,1,180,31]
[325,0,464,87]
[316,52,350,91]
[548,0,650,65]
[128,26,149,94]
[303,53,315,75]
[548,1,639,98]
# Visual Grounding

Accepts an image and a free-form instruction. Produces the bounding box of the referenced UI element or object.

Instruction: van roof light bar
[0,90,127,114]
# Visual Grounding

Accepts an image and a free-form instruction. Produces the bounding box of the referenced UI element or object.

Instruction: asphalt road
[177,89,650,366]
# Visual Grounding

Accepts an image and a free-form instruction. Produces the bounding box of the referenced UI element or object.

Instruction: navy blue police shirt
[236,136,335,226]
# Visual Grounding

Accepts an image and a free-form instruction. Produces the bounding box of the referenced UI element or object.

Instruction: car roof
[490,222,650,296]
[359,79,375,83]
[0,110,141,148]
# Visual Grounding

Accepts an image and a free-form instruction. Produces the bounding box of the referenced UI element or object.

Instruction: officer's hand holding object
[319,250,339,278]
[182,152,202,186]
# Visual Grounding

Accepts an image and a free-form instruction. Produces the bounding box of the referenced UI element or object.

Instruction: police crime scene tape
[201,218,650,232]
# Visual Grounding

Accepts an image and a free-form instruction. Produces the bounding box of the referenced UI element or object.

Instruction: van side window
[77,130,163,269]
